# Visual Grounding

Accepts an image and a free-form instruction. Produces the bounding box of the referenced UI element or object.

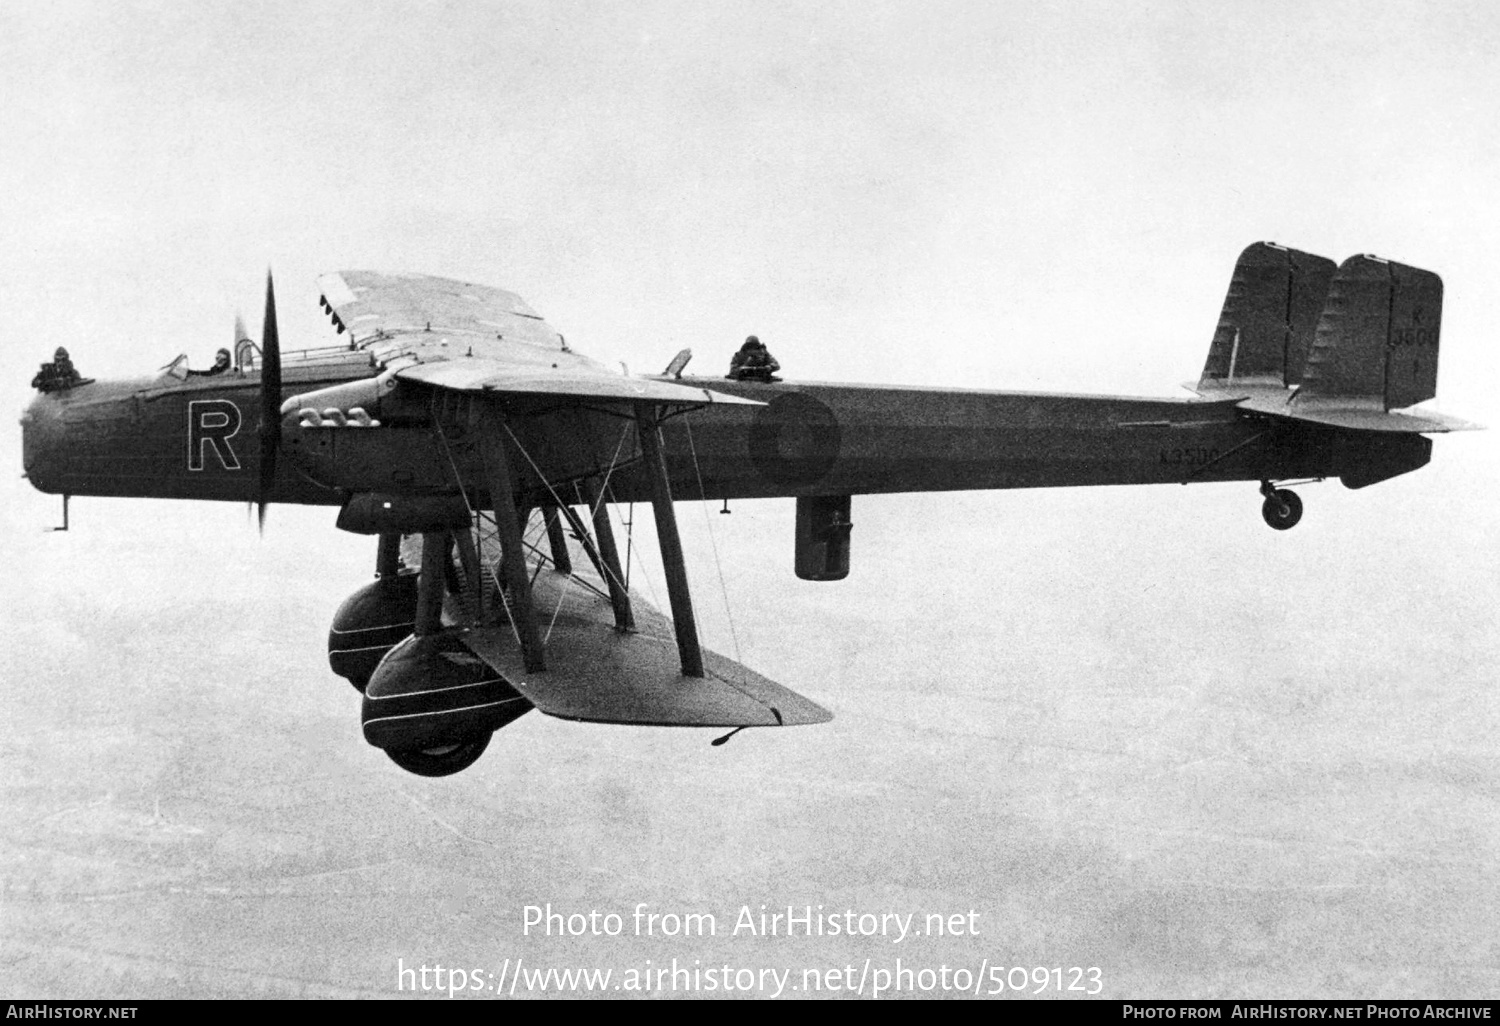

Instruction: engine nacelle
[361,630,532,752]
[328,573,420,691]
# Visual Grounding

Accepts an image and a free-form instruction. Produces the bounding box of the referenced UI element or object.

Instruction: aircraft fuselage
[20,362,1430,509]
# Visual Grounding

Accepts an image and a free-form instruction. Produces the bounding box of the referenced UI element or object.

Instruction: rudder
[1297,255,1443,410]
[1199,242,1336,390]
[1384,262,1443,409]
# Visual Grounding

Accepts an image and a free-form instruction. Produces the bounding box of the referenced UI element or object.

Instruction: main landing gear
[385,735,492,778]
[1259,480,1303,531]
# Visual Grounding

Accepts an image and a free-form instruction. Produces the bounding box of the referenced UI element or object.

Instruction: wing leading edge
[395,359,763,407]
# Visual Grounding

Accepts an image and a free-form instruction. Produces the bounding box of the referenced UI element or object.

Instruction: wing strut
[452,527,484,623]
[576,477,636,632]
[636,402,704,678]
[376,532,402,578]
[474,403,546,673]
[414,531,451,636]
[550,501,627,615]
[541,505,572,575]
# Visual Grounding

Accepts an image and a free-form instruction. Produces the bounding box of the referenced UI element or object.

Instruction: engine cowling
[327,573,420,691]
[361,630,532,753]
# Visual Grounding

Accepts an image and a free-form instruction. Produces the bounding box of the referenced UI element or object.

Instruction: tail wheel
[1261,488,1303,531]
[385,733,492,777]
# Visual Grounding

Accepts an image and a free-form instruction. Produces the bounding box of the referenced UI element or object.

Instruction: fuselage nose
[19,371,279,504]
[20,390,66,493]
[20,377,151,497]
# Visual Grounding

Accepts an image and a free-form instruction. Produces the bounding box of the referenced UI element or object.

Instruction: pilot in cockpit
[187,348,233,377]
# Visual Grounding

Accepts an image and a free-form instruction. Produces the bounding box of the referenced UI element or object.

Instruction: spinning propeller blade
[257,271,282,531]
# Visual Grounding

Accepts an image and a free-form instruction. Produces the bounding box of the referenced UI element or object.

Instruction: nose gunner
[31,347,86,393]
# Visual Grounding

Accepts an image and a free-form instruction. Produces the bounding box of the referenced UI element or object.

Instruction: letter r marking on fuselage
[188,399,242,471]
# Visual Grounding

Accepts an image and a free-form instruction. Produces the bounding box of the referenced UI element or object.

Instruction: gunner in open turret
[727,336,781,382]
[31,347,84,393]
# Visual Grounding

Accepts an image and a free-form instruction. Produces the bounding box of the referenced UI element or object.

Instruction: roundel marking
[748,392,841,487]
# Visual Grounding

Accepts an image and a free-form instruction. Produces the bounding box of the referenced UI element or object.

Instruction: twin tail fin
[1196,243,1477,434]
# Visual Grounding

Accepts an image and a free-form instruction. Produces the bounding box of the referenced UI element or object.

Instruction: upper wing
[318,270,558,346]
[317,270,758,407]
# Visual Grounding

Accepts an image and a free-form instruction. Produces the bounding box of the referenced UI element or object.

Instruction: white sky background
[2,0,1498,999]
[3,0,1496,400]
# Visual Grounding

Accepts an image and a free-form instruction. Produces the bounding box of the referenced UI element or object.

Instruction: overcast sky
[4,1,1498,399]
[2,1,1498,999]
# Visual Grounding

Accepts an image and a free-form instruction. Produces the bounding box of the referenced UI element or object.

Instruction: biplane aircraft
[19,243,1478,776]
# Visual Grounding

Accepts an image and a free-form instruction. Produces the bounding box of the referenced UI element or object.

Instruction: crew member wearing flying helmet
[727,336,781,382]
[31,347,83,393]
[188,348,233,377]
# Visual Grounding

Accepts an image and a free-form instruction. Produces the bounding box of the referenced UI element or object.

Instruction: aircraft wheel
[385,733,492,777]
[1261,488,1303,531]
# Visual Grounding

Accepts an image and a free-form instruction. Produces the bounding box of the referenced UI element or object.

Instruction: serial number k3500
[1159,447,1221,466]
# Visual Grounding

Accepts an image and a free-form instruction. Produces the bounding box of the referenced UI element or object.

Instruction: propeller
[257,271,282,531]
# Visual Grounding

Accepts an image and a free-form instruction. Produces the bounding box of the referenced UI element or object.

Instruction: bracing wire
[684,415,742,663]
[623,501,634,591]
[601,478,674,650]
[432,407,524,652]
[499,420,652,646]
